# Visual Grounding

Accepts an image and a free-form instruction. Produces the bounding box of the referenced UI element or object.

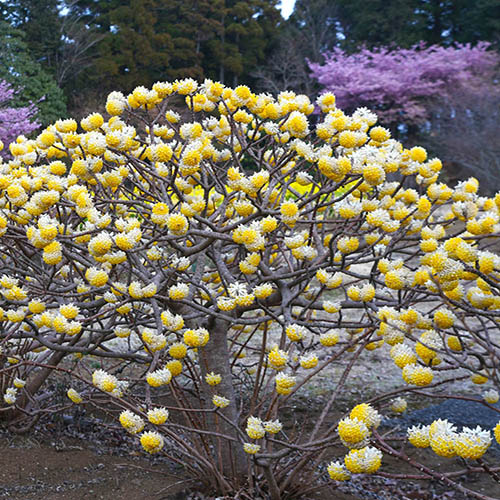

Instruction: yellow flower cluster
[327,461,352,481]
[408,420,492,460]
[275,373,296,395]
[495,422,500,444]
[205,372,222,385]
[337,417,370,448]
[140,431,164,454]
[483,389,499,404]
[268,346,288,370]
[402,363,434,386]
[147,407,169,425]
[246,416,266,439]
[243,442,261,454]
[212,394,230,408]
[146,368,172,387]
[390,397,407,413]
[119,410,145,434]
[142,328,167,352]
[67,388,83,404]
[92,369,118,393]
[350,404,381,429]
[183,328,210,348]
[344,446,382,474]
[169,342,188,359]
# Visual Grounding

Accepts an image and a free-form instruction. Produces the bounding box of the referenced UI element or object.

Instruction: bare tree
[292,0,340,63]
[55,1,105,87]
[253,0,340,95]
[252,32,312,94]
[425,83,500,193]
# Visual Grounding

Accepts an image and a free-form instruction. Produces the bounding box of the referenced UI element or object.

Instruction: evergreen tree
[157,0,223,81]
[160,0,282,86]
[69,0,173,93]
[1,0,62,72]
[452,0,500,47]
[334,0,500,49]
[72,0,281,91]
[335,0,423,49]
[210,0,282,86]
[0,21,67,126]
[415,0,500,47]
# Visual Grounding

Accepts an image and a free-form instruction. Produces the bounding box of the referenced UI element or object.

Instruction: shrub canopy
[1,79,500,499]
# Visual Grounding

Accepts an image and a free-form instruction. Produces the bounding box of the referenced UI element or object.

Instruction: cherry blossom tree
[0,80,39,154]
[309,43,499,129]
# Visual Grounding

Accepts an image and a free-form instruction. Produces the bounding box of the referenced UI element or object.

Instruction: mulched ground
[385,398,500,454]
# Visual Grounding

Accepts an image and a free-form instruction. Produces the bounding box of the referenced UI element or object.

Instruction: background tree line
[0,0,499,186]
[1,0,498,120]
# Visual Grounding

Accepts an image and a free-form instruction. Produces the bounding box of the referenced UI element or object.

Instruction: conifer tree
[334,0,500,49]
[71,0,281,90]
[1,0,62,71]
[157,0,224,81]
[335,0,423,49]
[93,0,171,91]
[0,21,66,126]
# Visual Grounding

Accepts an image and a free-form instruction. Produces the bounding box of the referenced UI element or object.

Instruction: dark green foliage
[335,0,500,49]
[157,0,224,81]
[67,0,281,96]
[415,0,500,47]
[0,21,67,126]
[335,0,426,49]
[1,0,62,70]
[72,0,173,92]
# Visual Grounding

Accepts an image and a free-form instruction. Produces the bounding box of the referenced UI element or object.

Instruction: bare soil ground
[0,429,189,500]
[0,441,183,499]
[1,398,499,500]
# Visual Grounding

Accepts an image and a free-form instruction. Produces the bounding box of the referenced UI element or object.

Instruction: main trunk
[198,317,247,485]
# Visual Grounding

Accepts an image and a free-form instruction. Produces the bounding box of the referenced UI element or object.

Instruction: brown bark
[198,316,247,485]
[6,351,67,426]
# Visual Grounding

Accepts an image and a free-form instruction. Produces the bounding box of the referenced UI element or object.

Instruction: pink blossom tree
[0,80,39,154]
[309,43,499,128]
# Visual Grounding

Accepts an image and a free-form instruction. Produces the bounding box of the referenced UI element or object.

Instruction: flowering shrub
[1,80,500,499]
[0,80,39,155]
[309,43,499,127]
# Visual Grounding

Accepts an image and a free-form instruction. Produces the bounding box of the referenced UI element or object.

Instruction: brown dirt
[2,421,499,500]
[0,435,187,500]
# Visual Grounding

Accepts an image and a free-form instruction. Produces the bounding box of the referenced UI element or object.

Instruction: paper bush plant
[0,79,500,499]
